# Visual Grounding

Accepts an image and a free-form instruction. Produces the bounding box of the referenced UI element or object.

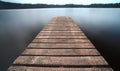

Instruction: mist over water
[0,8,120,71]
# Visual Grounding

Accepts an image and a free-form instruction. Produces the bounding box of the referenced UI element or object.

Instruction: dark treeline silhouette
[0,1,120,9]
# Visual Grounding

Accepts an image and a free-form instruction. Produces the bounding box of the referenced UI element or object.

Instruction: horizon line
[1,0,120,5]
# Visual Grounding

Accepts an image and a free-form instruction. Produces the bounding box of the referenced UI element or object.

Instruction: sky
[1,0,120,5]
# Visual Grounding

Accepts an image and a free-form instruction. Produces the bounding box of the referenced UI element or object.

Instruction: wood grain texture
[36,36,87,39]
[32,38,90,43]
[28,43,94,48]
[38,32,85,36]
[13,56,108,65]
[22,49,100,55]
[8,66,113,71]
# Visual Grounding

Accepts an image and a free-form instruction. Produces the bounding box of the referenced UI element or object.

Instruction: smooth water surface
[0,8,120,71]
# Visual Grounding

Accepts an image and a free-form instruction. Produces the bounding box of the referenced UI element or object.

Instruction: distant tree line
[0,1,120,9]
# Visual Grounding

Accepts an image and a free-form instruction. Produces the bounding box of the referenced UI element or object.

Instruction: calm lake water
[0,8,120,71]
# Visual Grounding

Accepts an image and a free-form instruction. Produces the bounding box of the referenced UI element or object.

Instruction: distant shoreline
[0,7,120,10]
[0,1,120,9]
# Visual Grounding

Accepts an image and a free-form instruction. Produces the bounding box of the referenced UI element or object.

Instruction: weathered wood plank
[38,32,85,36]
[48,22,76,24]
[38,31,84,35]
[22,49,100,55]
[42,22,80,31]
[36,36,87,39]
[46,24,78,27]
[42,26,80,30]
[8,66,113,71]
[42,29,80,31]
[38,31,84,36]
[44,26,80,29]
[13,56,108,65]
[28,43,94,48]
[40,31,82,33]
[32,38,90,43]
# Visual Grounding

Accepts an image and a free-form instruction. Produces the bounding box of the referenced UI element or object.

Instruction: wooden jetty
[8,16,113,71]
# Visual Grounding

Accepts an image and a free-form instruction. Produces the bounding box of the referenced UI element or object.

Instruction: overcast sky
[1,0,120,4]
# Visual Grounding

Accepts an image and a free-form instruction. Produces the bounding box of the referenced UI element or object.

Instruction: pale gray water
[0,8,120,71]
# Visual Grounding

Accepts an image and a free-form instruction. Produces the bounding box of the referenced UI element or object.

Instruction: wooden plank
[32,38,90,43]
[40,31,82,33]
[42,26,80,30]
[46,24,78,27]
[44,26,80,29]
[22,49,100,56]
[36,36,86,39]
[42,23,80,31]
[39,31,84,35]
[8,66,113,71]
[28,43,94,49]
[48,22,76,24]
[42,29,80,31]
[38,31,83,36]
[38,32,85,36]
[13,56,108,66]
[42,28,80,31]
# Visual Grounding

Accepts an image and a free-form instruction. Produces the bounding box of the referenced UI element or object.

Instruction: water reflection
[0,8,120,71]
